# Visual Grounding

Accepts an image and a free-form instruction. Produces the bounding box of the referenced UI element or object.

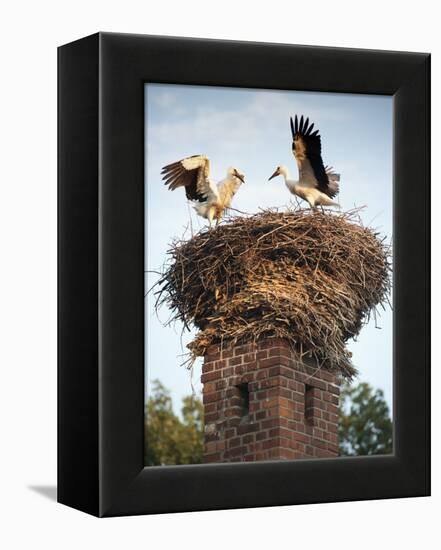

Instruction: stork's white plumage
[269,115,341,209]
[161,155,245,227]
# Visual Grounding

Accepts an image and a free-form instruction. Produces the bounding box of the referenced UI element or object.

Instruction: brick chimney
[201,338,340,462]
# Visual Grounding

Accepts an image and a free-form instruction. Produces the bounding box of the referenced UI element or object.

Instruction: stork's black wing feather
[161,155,209,201]
[290,115,337,198]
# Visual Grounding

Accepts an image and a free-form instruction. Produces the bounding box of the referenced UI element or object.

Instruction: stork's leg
[215,211,222,228]
[207,207,215,229]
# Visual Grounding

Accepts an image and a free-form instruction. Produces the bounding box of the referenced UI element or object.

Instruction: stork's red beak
[268,170,279,181]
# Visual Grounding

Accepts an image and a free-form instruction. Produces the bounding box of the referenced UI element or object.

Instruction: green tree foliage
[145,380,393,464]
[144,380,204,466]
[339,381,393,456]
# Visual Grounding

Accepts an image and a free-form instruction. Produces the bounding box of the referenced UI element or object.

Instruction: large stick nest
[155,209,391,379]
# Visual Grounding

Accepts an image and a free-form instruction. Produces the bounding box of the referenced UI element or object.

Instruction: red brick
[204,403,216,414]
[269,427,293,439]
[268,346,293,359]
[278,388,293,399]
[200,371,221,383]
[327,383,340,395]
[206,344,220,355]
[203,382,217,393]
[204,412,220,423]
[269,365,295,378]
[258,377,281,389]
[310,406,323,418]
[326,403,339,415]
[246,423,260,432]
[319,370,337,383]
[257,340,277,350]
[262,438,282,450]
[204,430,220,442]
[313,428,325,440]
[305,445,314,455]
[293,432,310,444]
[229,356,243,367]
[234,365,246,375]
[228,436,242,448]
[215,379,227,390]
[205,441,218,454]
[203,390,223,404]
[323,392,334,403]
[226,446,248,458]
[262,398,280,409]
[242,362,256,373]
[311,438,329,450]
[225,386,238,397]
[315,449,334,458]
[261,418,280,429]
[236,423,255,435]
[308,378,327,391]
[225,414,240,425]
[253,452,266,461]
[234,344,254,356]
[261,356,292,369]
[303,423,313,435]
[238,373,254,384]
[278,448,297,460]
[206,351,221,362]
[204,452,221,463]
[225,406,242,417]
[256,390,268,400]
[256,369,268,380]
[222,367,235,378]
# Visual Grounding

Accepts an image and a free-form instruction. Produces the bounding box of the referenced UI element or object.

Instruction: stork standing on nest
[161,155,245,227]
[269,115,340,209]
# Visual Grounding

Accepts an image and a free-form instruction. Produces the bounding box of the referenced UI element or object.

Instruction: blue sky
[145,83,393,416]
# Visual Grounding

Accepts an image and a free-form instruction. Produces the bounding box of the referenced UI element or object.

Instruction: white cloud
[152,90,177,108]
[147,88,352,165]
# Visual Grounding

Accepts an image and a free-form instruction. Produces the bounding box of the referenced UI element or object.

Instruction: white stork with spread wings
[269,115,340,209]
[161,155,245,227]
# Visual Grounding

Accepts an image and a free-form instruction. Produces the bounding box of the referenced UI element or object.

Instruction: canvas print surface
[144,84,393,466]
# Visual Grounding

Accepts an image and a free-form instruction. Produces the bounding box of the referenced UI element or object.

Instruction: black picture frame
[58,32,430,517]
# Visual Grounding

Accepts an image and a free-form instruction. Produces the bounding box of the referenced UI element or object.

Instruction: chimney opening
[237,383,250,424]
[304,384,314,424]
